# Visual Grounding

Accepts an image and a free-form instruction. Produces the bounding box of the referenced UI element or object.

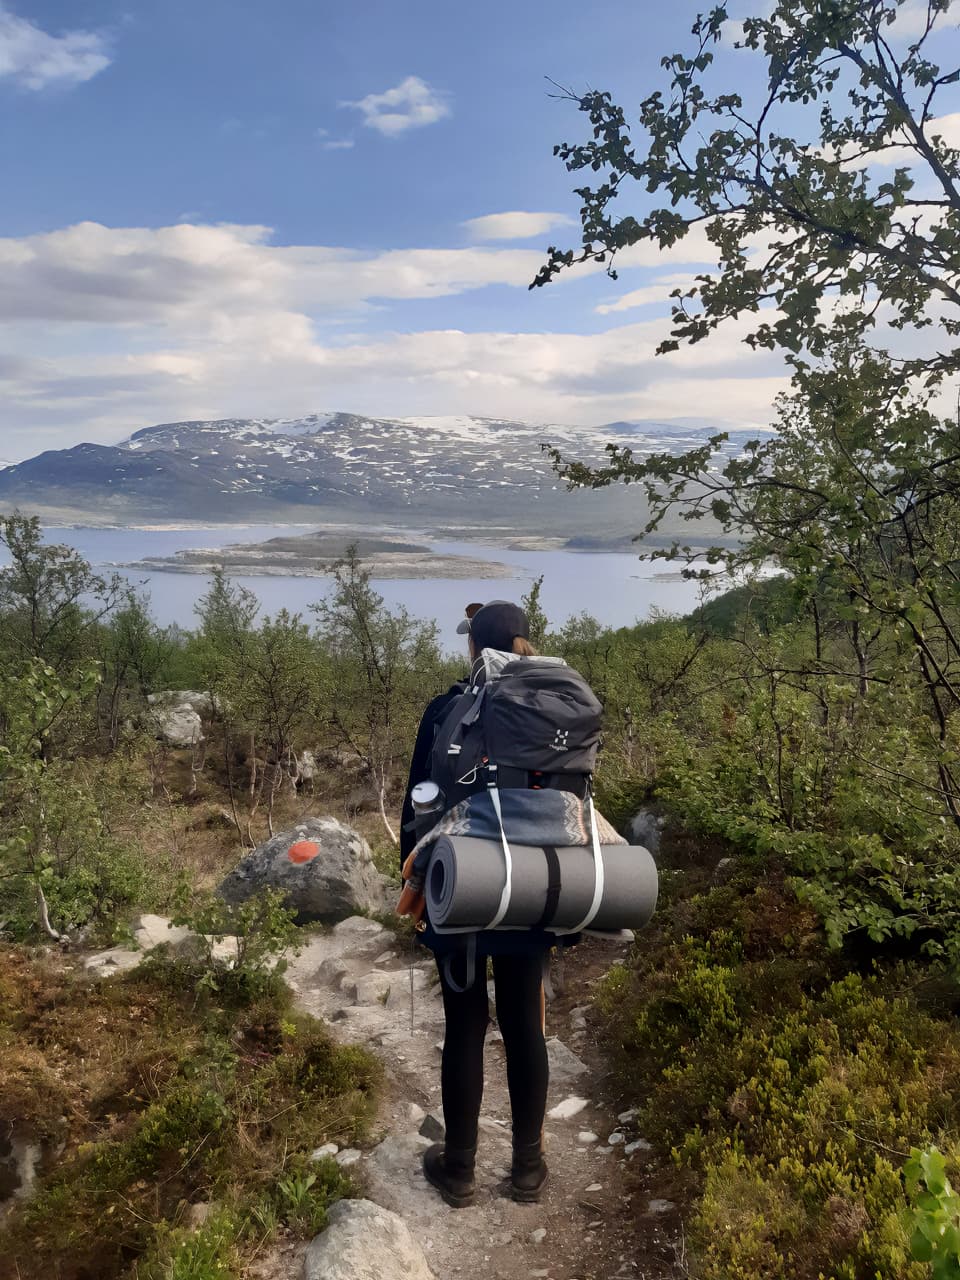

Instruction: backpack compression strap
[484,768,606,935]
[567,794,606,933]
[486,769,515,930]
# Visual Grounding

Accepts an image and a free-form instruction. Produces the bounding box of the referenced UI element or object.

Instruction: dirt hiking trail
[280,919,686,1280]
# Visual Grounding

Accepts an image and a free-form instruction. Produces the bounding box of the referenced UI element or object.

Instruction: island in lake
[121,530,514,580]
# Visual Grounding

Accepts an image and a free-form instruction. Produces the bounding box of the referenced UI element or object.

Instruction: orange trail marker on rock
[288,840,321,864]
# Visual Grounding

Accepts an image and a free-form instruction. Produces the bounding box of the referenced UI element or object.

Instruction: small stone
[84,947,141,975]
[310,1142,339,1160]
[335,1148,362,1167]
[529,1227,547,1246]
[304,1198,433,1280]
[133,914,193,952]
[585,1183,603,1192]
[343,972,393,1006]
[596,1145,613,1154]
[364,1134,430,1201]
[478,1116,509,1133]
[617,1109,637,1124]
[545,1038,588,1084]
[546,1095,588,1121]
[332,916,389,938]
[577,1131,599,1144]
[418,1114,444,1142]
[608,1131,625,1145]
[624,1139,653,1156]
[712,856,737,886]
[319,957,351,985]
[647,1198,676,1214]
[373,951,396,965]
[184,1201,213,1229]
[407,1103,426,1126]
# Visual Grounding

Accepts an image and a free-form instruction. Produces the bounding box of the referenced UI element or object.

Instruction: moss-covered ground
[596,834,960,1280]
[0,944,380,1280]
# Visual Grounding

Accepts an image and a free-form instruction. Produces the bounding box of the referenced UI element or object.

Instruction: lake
[3,525,718,650]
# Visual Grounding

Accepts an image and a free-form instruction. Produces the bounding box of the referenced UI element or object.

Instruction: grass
[0,944,380,1280]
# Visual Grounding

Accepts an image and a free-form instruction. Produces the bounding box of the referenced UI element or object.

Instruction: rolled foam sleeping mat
[426,835,658,933]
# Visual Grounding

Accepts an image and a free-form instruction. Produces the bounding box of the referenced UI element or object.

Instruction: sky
[0,0,955,461]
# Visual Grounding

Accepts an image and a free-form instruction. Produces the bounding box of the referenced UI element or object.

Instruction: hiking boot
[422,1143,477,1208]
[510,1141,548,1203]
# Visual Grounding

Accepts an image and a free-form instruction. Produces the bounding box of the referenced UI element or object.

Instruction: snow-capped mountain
[0,411,750,531]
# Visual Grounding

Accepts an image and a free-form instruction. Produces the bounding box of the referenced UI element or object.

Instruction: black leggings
[436,950,549,1152]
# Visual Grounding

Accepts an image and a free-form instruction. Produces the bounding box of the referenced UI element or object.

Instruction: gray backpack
[430,649,603,807]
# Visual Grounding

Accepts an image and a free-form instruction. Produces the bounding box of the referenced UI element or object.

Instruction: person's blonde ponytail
[512,637,538,657]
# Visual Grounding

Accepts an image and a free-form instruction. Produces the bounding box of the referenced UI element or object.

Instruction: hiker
[400,600,590,1209]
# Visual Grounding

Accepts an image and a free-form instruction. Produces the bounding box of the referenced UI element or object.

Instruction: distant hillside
[0,411,751,533]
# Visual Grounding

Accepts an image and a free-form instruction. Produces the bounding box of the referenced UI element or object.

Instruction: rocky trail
[273,917,686,1280]
[80,803,685,1280]
[85,913,689,1279]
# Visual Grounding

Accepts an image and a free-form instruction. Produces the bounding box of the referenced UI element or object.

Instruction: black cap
[456,600,530,652]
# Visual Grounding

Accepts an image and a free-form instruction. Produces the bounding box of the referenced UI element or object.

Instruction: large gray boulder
[304,1199,434,1280]
[625,807,663,855]
[217,818,388,922]
[147,689,218,717]
[144,691,213,747]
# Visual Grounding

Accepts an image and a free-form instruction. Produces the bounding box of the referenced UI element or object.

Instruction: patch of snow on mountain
[397,415,508,441]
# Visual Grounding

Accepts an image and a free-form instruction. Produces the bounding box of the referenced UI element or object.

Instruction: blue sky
[0,0,953,459]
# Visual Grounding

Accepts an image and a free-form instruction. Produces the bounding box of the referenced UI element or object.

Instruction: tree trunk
[221,723,247,846]
[189,736,208,798]
[376,767,399,845]
[36,881,62,941]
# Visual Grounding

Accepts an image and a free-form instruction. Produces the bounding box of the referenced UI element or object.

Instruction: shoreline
[117,553,516,581]
[30,517,736,561]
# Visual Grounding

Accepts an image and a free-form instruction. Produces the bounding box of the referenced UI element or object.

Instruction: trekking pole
[409,929,416,1034]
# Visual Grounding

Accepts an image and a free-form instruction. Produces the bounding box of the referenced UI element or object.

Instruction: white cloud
[0,218,798,460]
[0,5,110,90]
[464,211,576,242]
[316,128,353,150]
[888,0,956,38]
[839,111,960,169]
[342,75,449,136]
[0,319,787,461]
[595,275,701,315]
[0,221,545,324]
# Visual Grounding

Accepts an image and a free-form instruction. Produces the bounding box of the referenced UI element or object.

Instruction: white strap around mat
[486,784,515,929]
[563,796,605,934]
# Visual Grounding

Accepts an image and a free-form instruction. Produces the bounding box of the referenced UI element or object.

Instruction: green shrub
[140,1208,244,1280]
[148,887,301,1005]
[905,1146,960,1279]
[598,881,960,1280]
